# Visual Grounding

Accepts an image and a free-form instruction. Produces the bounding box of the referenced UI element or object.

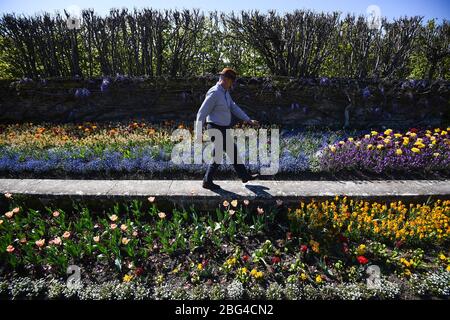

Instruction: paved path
[1,179,449,208]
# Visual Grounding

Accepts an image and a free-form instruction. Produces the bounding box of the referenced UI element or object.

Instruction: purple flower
[319,77,329,86]
[100,78,111,92]
[74,88,90,98]
[362,87,371,99]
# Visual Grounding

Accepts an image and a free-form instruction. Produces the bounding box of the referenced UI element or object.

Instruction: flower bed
[0,122,449,179]
[1,193,449,300]
[320,128,450,173]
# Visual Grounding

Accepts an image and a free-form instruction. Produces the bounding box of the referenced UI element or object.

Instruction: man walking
[195,68,259,190]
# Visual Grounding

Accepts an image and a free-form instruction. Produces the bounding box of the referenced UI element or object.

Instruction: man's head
[218,67,237,90]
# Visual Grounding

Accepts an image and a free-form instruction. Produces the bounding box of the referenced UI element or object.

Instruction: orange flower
[35,239,45,248]
[6,245,15,253]
[4,211,13,219]
[62,231,71,239]
[110,223,118,230]
[50,237,62,246]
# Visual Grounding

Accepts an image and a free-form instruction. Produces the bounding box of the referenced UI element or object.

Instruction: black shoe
[242,173,260,183]
[202,181,221,190]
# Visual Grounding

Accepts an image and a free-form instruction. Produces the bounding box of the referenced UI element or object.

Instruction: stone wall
[0,76,448,128]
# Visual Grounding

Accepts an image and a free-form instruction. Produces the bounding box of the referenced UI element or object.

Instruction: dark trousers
[203,122,250,183]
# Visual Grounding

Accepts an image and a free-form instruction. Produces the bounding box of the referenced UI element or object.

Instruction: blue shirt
[195,82,250,130]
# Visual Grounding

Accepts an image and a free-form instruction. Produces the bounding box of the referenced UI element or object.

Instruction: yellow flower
[400,258,412,268]
[109,214,118,222]
[250,269,263,279]
[376,144,384,150]
[315,275,323,284]
[348,137,354,142]
[230,200,238,208]
[300,273,308,281]
[394,133,402,138]
[433,153,440,157]
[121,237,130,245]
[403,137,409,145]
[329,145,337,153]
[411,147,420,153]
[367,144,373,150]
[225,257,237,267]
[384,129,393,135]
[241,267,248,274]
[446,265,450,272]
[309,240,320,253]
[356,244,366,255]
[439,253,447,261]
[371,131,378,136]
[396,149,403,156]
[123,274,133,282]
[364,134,371,139]
[197,263,204,271]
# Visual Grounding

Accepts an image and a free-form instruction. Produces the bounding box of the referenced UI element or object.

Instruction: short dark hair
[218,67,237,81]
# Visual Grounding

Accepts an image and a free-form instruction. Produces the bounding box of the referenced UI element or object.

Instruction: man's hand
[246,119,259,126]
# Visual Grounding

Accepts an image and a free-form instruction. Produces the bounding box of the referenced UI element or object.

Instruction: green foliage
[0,10,448,79]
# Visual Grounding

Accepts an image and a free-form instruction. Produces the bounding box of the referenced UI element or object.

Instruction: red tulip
[134,267,144,276]
[357,256,369,265]
[271,256,281,264]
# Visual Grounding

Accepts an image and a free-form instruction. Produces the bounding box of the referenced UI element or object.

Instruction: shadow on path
[245,184,272,198]
[206,186,241,198]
